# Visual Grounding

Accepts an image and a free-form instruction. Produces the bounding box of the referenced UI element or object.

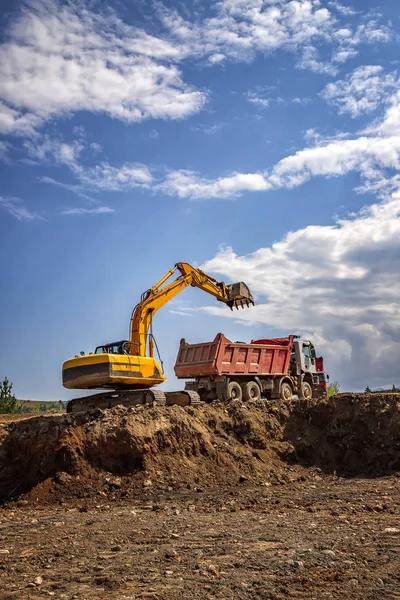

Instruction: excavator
[62,262,254,413]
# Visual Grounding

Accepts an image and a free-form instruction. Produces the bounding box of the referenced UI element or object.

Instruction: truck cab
[292,340,320,375]
[291,340,326,398]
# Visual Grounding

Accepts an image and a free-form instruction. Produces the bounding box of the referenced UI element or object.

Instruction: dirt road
[1,477,399,599]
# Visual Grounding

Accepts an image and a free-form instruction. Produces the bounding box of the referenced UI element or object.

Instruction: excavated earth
[0,393,399,599]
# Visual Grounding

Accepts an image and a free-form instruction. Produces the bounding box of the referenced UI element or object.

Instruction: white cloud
[0,0,392,136]
[322,65,399,117]
[159,169,271,199]
[292,97,312,105]
[28,136,153,193]
[0,196,44,221]
[0,101,42,135]
[79,163,153,192]
[329,2,358,17]
[352,20,392,45]
[246,92,271,108]
[191,122,227,135]
[268,135,400,190]
[0,1,205,132]
[201,191,400,390]
[61,206,114,216]
[24,136,84,166]
[163,0,390,70]
[298,45,339,75]
[156,80,400,199]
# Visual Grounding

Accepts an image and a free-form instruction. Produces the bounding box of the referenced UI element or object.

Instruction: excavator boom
[130,262,254,357]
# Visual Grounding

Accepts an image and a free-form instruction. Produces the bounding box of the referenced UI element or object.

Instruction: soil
[0,393,399,599]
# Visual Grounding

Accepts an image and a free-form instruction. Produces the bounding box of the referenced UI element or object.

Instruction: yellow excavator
[62,262,254,413]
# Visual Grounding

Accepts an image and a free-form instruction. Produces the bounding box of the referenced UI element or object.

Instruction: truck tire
[280,382,293,402]
[241,381,261,402]
[227,381,243,402]
[300,381,313,400]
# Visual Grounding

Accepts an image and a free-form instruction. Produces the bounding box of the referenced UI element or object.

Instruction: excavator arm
[130,262,254,357]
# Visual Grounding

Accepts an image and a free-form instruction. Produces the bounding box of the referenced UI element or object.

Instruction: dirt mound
[0,393,399,504]
[287,392,400,475]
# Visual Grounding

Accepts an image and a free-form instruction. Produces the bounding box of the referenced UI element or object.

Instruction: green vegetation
[0,377,20,414]
[364,385,398,393]
[327,381,340,397]
[18,400,67,414]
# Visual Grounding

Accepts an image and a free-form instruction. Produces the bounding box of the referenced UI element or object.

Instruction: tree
[365,386,372,393]
[327,381,340,397]
[0,377,20,414]
[392,384,398,393]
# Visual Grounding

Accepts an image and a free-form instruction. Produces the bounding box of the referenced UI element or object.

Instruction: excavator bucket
[226,282,255,309]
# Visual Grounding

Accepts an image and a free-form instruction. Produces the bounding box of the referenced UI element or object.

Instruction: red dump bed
[174,333,294,378]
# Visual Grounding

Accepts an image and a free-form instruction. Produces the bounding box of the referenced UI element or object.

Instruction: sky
[0,0,399,400]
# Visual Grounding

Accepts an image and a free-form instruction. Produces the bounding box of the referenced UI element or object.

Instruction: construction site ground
[0,393,399,599]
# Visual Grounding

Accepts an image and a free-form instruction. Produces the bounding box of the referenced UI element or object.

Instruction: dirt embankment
[0,393,399,505]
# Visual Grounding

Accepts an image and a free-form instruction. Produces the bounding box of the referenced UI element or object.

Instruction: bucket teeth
[226,282,254,309]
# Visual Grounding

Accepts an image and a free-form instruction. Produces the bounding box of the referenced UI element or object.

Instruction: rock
[348,579,359,586]
[34,576,43,586]
[111,545,121,552]
[383,527,399,534]
[143,479,152,488]
[165,570,174,576]
[321,550,336,558]
[208,564,219,576]
[291,560,304,570]
[165,549,178,559]
[54,472,72,485]
[16,499,29,507]
[0,549,10,554]
[27,583,36,588]
[106,476,122,489]
[170,533,180,539]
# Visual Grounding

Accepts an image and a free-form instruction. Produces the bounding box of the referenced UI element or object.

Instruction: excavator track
[66,388,202,414]
[165,390,202,407]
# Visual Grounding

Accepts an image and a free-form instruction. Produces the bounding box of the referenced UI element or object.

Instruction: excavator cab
[94,341,131,355]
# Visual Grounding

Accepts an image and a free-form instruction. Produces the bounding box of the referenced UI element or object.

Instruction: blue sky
[1,0,399,399]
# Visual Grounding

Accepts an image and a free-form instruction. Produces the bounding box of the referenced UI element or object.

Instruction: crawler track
[66,388,201,413]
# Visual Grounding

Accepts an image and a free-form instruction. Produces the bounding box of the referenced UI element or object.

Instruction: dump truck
[174,333,327,402]
[63,263,254,413]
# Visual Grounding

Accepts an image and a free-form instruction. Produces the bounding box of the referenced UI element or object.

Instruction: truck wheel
[241,381,261,402]
[227,381,243,402]
[280,382,293,402]
[300,381,313,400]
